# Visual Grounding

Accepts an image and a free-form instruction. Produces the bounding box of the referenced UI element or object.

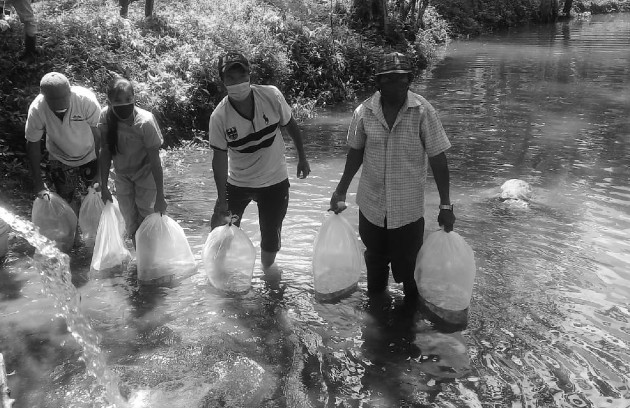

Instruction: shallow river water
[1,12,630,408]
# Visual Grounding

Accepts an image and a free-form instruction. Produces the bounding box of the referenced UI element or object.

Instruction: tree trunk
[562,0,573,15]
[417,0,429,30]
[540,0,559,22]
[381,0,389,32]
[351,0,388,29]
[145,0,154,17]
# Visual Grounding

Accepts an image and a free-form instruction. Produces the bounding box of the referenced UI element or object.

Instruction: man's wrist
[439,203,453,211]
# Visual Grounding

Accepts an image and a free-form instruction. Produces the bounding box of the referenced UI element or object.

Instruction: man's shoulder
[252,84,281,95]
[210,97,229,120]
[71,86,99,104]
[134,107,154,122]
[407,91,433,110]
[29,94,46,111]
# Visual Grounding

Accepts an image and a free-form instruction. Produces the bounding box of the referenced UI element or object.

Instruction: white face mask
[226,82,251,102]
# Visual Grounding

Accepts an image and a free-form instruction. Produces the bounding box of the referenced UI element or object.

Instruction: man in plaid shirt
[330,52,456,302]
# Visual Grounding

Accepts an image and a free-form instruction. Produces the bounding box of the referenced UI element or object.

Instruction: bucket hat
[376,52,412,75]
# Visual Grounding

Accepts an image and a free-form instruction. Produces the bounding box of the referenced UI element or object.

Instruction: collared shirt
[348,90,451,229]
[209,85,290,188]
[25,86,101,166]
[98,107,163,175]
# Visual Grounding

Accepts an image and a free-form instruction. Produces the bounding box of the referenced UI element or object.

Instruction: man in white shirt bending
[25,72,102,213]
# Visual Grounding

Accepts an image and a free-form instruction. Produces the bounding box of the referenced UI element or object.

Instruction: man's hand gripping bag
[91,201,130,271]
[135,213,197,284]
[312,213,362,301]
[414,229,476,324]
[31,192,77,252]
[202,219,256,294]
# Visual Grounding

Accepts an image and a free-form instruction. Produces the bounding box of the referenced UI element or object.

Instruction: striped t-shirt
[209,85,291,188]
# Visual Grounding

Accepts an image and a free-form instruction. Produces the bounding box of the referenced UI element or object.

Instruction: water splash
[0,206,127,407]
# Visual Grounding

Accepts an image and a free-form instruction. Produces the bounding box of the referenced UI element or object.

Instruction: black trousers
[358,211,424,297]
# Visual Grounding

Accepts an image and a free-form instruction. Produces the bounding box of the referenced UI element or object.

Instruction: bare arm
[27,140,45,193]
[147,148,167,213]
[429,152,455,231]
[282,116,310,179]
[428,152,450,205]
[335,147,364,196]
[210,148,230,228]
[212,149,228,206]
[330,147,364,212]
[99,145,113,202]
[90,126,101,158]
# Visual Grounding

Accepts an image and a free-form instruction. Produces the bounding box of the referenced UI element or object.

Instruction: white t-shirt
[209,85,291,188]
[25,86,101,166]
[98,107,163,175]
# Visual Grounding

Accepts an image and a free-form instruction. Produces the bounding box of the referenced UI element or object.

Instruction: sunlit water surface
[1,12,630,408]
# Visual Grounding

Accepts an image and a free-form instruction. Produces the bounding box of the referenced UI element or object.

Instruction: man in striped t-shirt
[330,52,456,303]
[209,51,310,277]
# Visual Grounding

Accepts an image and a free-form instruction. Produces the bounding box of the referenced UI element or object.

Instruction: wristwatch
[439,204,454,211]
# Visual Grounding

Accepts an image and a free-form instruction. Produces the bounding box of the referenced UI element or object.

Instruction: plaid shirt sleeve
[347,104,366,149]
[420,101,451,157]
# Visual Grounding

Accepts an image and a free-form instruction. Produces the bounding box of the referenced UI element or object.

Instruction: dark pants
[358,211,424,298]
[226,179,289,253]
[49,159,98,214]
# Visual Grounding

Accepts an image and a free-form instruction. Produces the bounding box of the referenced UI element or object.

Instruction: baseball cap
[375,52,412,76]
[40,72,71,101]
[218,51,250,76]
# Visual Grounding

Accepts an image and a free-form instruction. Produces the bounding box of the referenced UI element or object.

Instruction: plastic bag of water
[202,221,256,294]
[414,229,476,312]
[135,213,197,284]
[0,219,9,258]
[31,192,77,252]
[312,212,362,301]
[79,186,104,247]
[91,201,130,271]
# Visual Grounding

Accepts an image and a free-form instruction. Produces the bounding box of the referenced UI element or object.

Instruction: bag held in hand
[312,213,361,301]
[91,201,131,271]
[31,192,77,252]
[414,229,476,316]
[202,219,256,294]
[136,213,197,283]
[79,186,105,247]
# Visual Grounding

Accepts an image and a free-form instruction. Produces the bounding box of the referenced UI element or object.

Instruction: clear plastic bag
[135,213,197,283]
[414,229,476,312]
[79,186,104,247]
[0,219,9,258]
[500,179,532,201]
[312,213,362,301]
[202,221,256,294]
[31,192,77,252]
[90,201,131,271]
